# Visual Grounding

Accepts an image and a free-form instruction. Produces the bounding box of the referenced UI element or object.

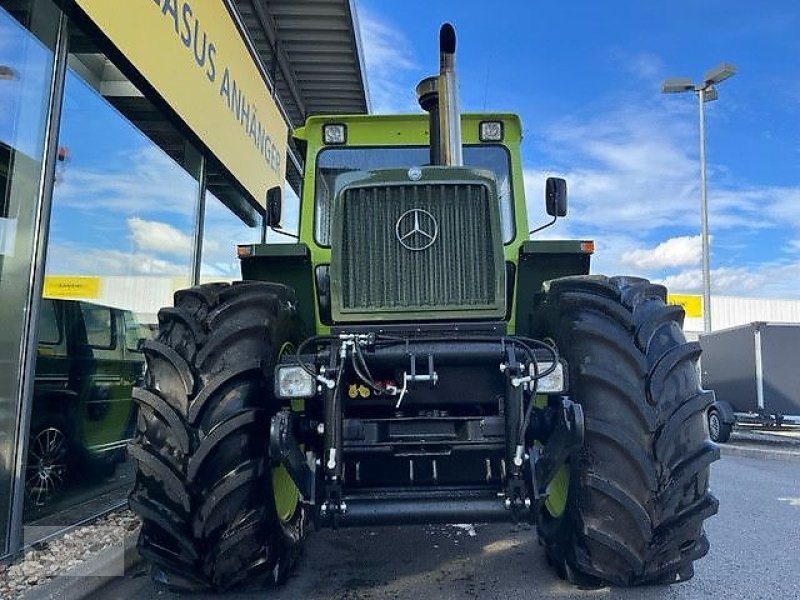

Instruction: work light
[529,361,565,394]
[323,123,347,145]
[479,121,503,142]
[275,365,316,398]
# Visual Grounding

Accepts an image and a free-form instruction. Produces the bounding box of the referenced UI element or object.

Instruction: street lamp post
[662,64,736,333]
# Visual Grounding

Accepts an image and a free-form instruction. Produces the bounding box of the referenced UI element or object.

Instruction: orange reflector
[581,241,595,254]
[237,245,252,258]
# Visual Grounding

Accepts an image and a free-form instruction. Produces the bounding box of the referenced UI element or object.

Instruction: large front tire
[128,282,306,591]
[536,275,719,586]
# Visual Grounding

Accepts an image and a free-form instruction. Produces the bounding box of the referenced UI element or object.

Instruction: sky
[3,2,799,301]
[356,0,800,298]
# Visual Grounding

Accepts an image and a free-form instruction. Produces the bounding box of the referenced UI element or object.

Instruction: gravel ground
[0,510,139,599]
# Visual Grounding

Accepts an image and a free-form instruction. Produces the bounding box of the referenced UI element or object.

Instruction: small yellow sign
[74,0,288,207]
[44,276,101,299]
[668,294,703,318]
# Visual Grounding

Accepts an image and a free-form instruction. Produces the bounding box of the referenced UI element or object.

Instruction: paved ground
[93,454,800,600]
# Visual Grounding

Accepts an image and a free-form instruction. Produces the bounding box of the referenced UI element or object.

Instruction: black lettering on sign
[193,19,207,67]
[180,2,192,47]
[219,67,231,106]
[206,43,216,83]
[150,0,282,179]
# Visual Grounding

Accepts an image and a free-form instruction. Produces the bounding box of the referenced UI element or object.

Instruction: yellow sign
[75,0,287,207]
[44,276,101,299]
[668,294,703,318]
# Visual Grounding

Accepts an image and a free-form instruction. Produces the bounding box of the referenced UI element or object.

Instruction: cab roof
[293,113,523,146]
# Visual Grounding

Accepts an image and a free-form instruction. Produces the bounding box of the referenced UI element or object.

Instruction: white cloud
[46,244,187,276]
[128,217,193,257]
[523,104,800,236]
[358,7,419,114]
[661,267,764,294]
[54,145,199,217]
[524,108,701,234]
[607,49,664,83]
[626,53,663,80]
[622,235,702,270]
[524,102,800,297]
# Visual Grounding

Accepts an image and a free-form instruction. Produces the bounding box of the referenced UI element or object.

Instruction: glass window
[24,17,200,528]
[123,311,148,352]
[0,0,61,555]
[200,189,260,280]
[38,299,60,345]
[201,175,302,282]
[79,303,113,348]
[314,145,515,245]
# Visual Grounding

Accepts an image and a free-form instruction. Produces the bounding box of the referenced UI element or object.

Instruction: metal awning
[232,0,370,129]
[61,1,370,197]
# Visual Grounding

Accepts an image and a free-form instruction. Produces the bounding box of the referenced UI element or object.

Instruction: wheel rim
[272,465,300,522]
[273,342,300,523]
[708,411,720,440]
[545,464,570,518]
[26,427,68,507]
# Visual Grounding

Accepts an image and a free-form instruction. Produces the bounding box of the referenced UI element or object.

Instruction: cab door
[75,302,131,457]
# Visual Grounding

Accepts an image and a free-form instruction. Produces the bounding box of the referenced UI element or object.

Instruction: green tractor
[128,24,718,591]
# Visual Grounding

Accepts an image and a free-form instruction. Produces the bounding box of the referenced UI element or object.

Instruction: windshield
[314,145,514,245]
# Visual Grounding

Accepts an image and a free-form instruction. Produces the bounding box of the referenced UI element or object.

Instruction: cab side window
[38,299,60,345]
[80,303,114,349]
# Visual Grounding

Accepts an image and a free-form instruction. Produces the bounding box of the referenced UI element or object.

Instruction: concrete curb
[22,528,141,600]
[720,443,800,462]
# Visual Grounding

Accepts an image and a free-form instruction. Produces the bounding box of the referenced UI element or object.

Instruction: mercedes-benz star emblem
[395,209,439,251]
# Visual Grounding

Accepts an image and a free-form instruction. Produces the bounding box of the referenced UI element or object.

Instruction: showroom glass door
[0,0,64,557]
[20,11,202,534]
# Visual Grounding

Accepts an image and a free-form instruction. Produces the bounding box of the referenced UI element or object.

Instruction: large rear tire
[128,282,306,591]
[535,275,719,586]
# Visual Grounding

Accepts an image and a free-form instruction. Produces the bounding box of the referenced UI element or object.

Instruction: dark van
[27,298,147,506]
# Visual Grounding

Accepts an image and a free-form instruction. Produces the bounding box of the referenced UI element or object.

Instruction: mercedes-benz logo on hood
[395,209,438,251]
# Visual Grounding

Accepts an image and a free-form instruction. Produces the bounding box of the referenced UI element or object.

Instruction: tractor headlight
[275,365,316,399]
[529,361,565,394]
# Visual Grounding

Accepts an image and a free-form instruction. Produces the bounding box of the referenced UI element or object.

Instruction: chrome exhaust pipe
[438,23,462,166]
[416,24,462,166]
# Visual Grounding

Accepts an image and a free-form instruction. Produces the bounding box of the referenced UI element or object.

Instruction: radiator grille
[338,183,500,314]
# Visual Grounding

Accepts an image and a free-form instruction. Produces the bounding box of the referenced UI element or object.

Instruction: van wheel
[707,408,732,443]
[26,424,71,507]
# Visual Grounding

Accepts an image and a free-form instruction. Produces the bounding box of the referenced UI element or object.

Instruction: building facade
[0,0,367,560]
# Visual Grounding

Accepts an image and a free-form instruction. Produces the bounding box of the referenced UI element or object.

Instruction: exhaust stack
[416,23,463,166]
[438,23,462,166]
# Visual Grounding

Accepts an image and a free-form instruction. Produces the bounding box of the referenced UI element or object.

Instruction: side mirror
[545,177,568,217]
[265,186,282,228]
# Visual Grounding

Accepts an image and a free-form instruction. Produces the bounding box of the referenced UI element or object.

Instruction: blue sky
[4,3,800,298]
[358,0,800,297]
